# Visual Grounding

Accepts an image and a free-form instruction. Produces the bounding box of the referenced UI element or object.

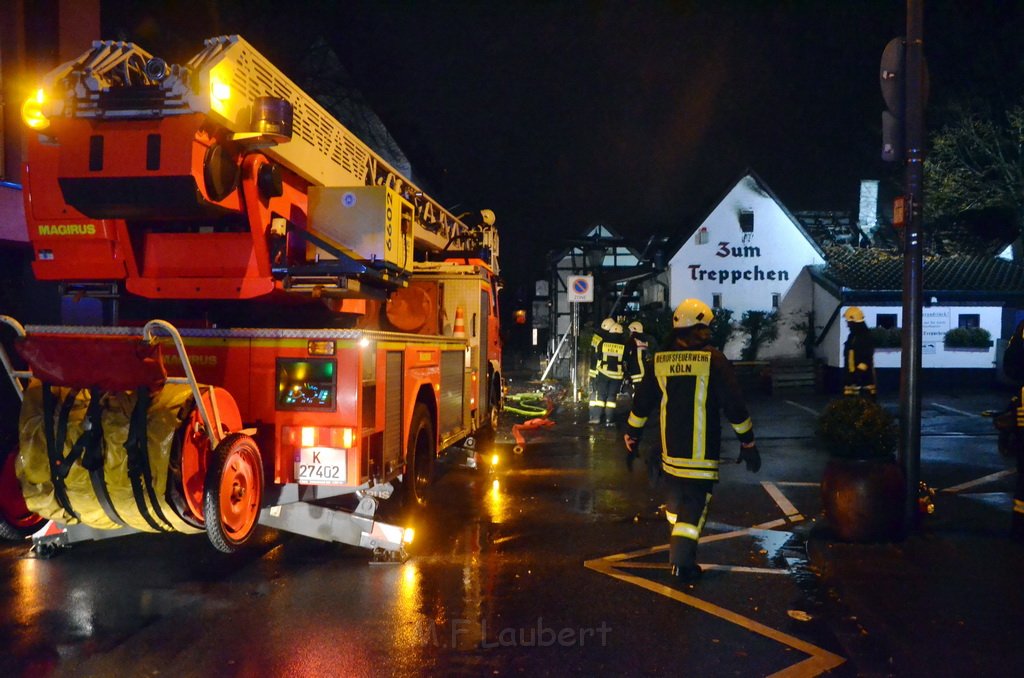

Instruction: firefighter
[843,307,876,399]
[1003,319,1024,539]
[590,322,626,427]
[623,320,655,390]
[623,299,760,582]
[588,318,615,423]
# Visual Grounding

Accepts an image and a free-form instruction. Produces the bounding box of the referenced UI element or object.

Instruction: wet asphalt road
[0,384,1017,677]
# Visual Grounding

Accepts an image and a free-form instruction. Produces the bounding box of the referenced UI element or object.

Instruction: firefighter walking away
[623,299,760,582]
[590,320,626,427]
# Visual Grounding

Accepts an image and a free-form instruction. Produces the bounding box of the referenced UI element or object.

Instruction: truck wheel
[203,433,264,553]
[404,403,435,508]
[475,375,502,449]
[0,444,44,540]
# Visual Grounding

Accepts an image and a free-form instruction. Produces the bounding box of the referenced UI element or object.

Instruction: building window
[877,313,898,329]
[958,313,980,329]
[712,293,722,308]
[771,293,780,309]
[739,210,754,233]
[696,227,709,244]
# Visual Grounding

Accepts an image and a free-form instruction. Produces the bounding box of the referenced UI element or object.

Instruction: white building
[653,170,1024,386]
[666,171,826,359]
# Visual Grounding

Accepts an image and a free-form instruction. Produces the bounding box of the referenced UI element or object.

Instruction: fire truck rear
[0,36,502,558]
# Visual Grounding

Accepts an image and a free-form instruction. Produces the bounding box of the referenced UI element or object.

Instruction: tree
[924,101,1024,258]
[708,308,734,352]
[738,310,778,361]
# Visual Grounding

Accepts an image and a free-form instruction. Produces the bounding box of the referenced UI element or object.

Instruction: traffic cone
[453,306,466,338]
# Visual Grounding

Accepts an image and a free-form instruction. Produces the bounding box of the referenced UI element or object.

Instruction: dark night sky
[99,1,1024,291]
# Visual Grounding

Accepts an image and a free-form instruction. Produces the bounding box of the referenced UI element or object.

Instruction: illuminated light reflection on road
[13,557,44,626]
[486,478,508,524]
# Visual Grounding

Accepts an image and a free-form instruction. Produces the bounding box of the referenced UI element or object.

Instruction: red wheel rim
[218,442,262,539]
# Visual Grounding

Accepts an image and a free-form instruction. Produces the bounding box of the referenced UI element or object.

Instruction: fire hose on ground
[503,386,564,454]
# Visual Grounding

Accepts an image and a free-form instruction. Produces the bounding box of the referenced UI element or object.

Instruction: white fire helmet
[672,299,714,329]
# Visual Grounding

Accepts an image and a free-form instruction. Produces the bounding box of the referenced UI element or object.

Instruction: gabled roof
[670,168,826,260]
[549,223,644,267]
[813,246,1024,299]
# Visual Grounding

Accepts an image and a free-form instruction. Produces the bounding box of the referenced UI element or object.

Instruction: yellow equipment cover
[16,380,203,533]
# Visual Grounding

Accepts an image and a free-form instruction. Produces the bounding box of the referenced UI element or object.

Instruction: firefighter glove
[738,443,761,473]
[624,434,639,471]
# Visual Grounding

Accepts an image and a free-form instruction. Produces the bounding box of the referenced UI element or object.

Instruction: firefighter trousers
[664,476,714,568]
[589,374,622,424]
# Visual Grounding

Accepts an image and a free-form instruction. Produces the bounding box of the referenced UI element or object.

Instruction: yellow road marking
[584,557,846,677]
[762,481,802,518]
[941,469,1016,493]
[585,481,845,677]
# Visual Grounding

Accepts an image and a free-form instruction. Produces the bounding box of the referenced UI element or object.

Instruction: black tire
[404,403,436,509]
[475,373,502,450]
[203,433,264,553]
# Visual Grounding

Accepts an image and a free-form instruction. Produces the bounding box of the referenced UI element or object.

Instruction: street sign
[893,196,906,227]
[567,275,594,303]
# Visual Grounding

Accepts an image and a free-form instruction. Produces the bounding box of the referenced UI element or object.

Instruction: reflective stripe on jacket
[626,346,753,481]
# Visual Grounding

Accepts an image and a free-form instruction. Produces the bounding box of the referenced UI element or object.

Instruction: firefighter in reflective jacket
[589,318,615,384]
[623,320,655,389]
[843,306,877,399]
[624,299,761,582]
[588,318,614,423]
[590,322,626,426]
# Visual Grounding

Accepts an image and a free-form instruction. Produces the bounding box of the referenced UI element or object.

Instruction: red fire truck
[0,36,502,558]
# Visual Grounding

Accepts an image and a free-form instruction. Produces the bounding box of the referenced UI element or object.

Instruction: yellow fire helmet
[672,299,714,329]
[843,306,865,323]
[610,323,624,334]
[600,318,615,332]
[627,321,643,334]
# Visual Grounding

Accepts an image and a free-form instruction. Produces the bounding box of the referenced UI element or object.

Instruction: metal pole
[899,0,925,534]
[571,302,579,403]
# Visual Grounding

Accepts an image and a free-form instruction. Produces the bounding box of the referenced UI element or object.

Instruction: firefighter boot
[669,537,702,582]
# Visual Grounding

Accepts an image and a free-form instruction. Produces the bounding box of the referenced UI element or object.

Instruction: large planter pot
[821,457,905,542]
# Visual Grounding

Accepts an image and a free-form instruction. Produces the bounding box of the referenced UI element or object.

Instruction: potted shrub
[870,325,902,349]
[943,327,992,350]
[816,397,905,542]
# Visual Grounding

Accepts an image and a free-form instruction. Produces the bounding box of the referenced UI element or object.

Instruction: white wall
[827,305,1001,369]
[667,175,825,320]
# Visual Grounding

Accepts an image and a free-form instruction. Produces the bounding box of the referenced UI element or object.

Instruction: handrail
[0,315,30,402]
[143,319,221,450]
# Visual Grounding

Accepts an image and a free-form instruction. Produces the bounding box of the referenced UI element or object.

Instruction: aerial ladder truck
[0,35,503,558]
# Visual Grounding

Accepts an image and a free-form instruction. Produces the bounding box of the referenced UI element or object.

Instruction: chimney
[858,180,879,243]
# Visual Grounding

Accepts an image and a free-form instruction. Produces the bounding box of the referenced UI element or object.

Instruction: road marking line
[586,482,844,675]
[941,469,1016,493]
[777,481,819,487]
[930,402,979,418]
[584,557,846,677]
[763,481,802,518]
[784,400,820,416]
[616,561,789,575]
